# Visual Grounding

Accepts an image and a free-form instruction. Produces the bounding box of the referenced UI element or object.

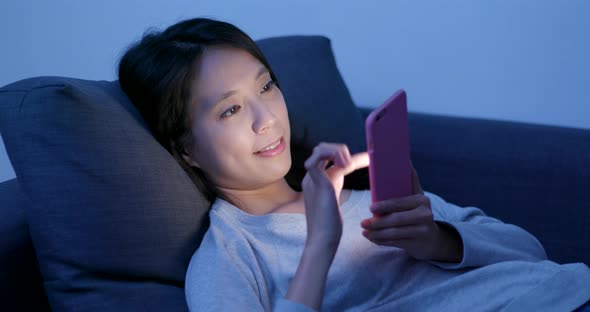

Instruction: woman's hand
[360,167,463,262]
[287,143,368,311]
[302,143,369,246]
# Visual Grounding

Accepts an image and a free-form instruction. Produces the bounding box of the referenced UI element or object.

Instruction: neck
[217,178,302,215]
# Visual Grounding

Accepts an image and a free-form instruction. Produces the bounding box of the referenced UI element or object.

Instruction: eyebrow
[208,66,270,111]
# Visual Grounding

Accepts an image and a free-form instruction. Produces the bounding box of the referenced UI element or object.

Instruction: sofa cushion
[0,178,50,311]
[0,77,208,311]
[257,35,369,190]
[0,35,369,310]
[257,35,366,154]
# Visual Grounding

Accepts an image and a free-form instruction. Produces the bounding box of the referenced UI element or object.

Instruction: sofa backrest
[362,109,590,266]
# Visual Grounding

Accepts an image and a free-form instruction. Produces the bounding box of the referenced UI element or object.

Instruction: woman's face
[182,46,292,191]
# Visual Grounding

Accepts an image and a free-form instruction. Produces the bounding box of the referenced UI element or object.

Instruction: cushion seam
[19,84,67,113]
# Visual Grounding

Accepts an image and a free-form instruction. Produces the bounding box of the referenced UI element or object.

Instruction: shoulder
[185,213,257,289]
[186,201,252,276]
[184,222,265,311]
[189,209,251,265]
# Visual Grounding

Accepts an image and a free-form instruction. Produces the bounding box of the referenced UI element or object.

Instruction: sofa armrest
[358,107,590,266]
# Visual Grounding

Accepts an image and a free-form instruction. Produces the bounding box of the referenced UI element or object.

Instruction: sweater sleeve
[424,191,548,269]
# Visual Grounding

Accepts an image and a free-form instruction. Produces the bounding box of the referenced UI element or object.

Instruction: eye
[220,105,241,118]
[261,80,276,93]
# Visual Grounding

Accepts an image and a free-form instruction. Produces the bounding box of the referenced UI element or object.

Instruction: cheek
[194,123,250,169]
[273,92,290,129]
[189,122,221,169]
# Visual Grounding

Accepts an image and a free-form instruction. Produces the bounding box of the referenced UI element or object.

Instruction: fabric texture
[185,189,590,312]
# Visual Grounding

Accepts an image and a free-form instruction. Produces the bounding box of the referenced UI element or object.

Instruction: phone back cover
[366,90,412,203]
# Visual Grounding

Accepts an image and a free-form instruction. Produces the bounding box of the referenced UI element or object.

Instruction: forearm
[426,193,548,269]
[286,239,339,311]
[430,221,548,269]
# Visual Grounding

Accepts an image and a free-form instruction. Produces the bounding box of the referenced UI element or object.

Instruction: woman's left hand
[360,167,463,262]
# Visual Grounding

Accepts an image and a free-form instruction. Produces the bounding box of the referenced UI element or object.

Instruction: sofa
[1,34,589,311]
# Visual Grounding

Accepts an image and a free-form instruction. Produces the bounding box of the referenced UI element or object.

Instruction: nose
[251,100,277,134]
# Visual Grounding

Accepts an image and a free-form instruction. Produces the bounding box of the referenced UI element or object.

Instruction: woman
[118,17,590,311]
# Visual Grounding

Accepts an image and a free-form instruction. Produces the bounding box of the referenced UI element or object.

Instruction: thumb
[411,164,424,195]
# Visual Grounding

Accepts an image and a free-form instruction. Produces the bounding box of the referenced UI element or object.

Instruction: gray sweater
[185,189,590,311]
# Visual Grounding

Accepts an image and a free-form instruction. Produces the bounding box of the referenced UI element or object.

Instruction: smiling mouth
[253,137,286,158]
[255,137,282,154]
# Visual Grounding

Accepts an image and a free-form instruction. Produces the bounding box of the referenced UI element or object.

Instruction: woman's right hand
[301,143,369,246]
[287,143,368,311]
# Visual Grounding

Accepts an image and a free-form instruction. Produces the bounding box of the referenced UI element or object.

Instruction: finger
[305,143,349,168]
[345,152,369,173]
[328,151,370,176]
[304,143,349,181]
[370,194,430,215]
[304,147,333,182]
[362,224,428,241]
[310,143,354,174]
[344,148,353,166]
[368,238,413,249]
[304,143,335,170]
[411,163,424,195]
[361,205,433,230]
[336,144,352,168]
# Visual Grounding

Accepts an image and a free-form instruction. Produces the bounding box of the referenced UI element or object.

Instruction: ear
[181,150,201,168]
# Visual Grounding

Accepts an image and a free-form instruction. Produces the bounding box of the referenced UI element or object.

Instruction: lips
[255,137,282,154]
[254,137,286,158]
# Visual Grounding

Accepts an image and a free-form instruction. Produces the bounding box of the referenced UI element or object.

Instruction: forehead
[191,46,266,111]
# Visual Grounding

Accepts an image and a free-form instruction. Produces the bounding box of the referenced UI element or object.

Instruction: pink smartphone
[365,89,413,204]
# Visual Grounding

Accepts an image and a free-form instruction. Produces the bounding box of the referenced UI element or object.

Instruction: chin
[268,157,292,181]
[276,157,293,177]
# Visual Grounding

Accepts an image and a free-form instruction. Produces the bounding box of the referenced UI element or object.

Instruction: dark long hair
[118,17,280,202]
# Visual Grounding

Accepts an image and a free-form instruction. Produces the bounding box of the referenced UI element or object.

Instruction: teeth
[259,139,281,152]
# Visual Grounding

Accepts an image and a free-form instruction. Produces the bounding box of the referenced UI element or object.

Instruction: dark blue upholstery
[0,78,206,312]
[0,178,49,310]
